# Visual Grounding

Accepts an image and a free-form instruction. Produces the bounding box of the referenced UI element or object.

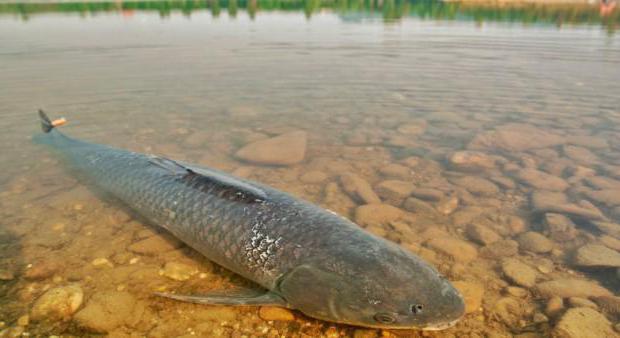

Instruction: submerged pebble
[30,285,83,322]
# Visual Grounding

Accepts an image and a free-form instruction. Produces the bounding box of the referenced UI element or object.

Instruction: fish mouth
[421,318,461,331]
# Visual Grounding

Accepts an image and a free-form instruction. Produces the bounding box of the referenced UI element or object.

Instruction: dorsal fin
[148,156,267,203]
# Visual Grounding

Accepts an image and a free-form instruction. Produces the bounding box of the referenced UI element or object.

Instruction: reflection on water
[1,0,620,337]
[1,0,620,31]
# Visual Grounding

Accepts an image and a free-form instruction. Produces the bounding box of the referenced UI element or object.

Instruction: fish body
[36,112,465,330]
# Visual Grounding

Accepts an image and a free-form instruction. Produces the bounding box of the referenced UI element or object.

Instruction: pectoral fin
[154,290,289,307]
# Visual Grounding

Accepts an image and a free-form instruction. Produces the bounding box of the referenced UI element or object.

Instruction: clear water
[0,1,619,337]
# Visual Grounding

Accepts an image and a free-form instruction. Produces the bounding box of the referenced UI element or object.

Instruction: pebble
[467,123,565,152]
[517,231,553,253]
[402,197,437,215]
[258,306,295,321]
[410,188,444,202]
[0,269,14,281]
[545,297,564,317]
[448,151,496,171]
[532,312,548,323]
[530,191,605,221]
[515,168,569,191]
[506,286,527,298]
[91,258,113,268]
[378,163,411,179]
[354,204,404,227]
[353,329,378,338]
[572,244,620,268]
[16,315,29,326]
[299,171,328,184]
[30,285,83,322]
[375,180,415,204]
[74,291,145,333]
[339,173,381,204]
[451,176,499,196]
[235,131,307,166]
[501,258,538,288]
[535,279,612,298]
[480,240,519,258]
[24,260,59,280]
[543,213,577,241]
[584,189,620,208]
[128,234,183,255]
[568,297,599,310]
[436,195,459,215]
[160,262,198,281]
[426,236,478,263]
[592,296,620,317]
[452,281,484,313]
[553,307,615,338]
[466,223,501,245]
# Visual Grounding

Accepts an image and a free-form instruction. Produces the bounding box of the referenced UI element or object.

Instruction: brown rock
[354,204,404,227]
[436,195,459,215]
[563,145,598,164]
[403,197,437,215]
[24,260,60,280]
[593,222,620,239]
[531,191,605,221]
[379,164,411,179]
[515,169,569,191]
[517,231,553,253]
[299,171,328,184]
[545,297,564,317]
[448,151,496,171]
[567,297,599,310]
[585,189,620,207]
[375,180,415,205]
[128,234,183,255]
[552,307,615,338]
[74,291,145,333]
[426,237,478,263]
[544,213,577,241]
[397,121,427,135]
[452,281,484,314]
[468,123,565,152]
[30,285,83,322]
[480,240,519,258]
[592,296,620,317]
[600,235,620,251]
[234,131,307,165]
[410,188,444,202]
[466,223,501,245]
[451,176,499,196]
[535,279,612,298]
[339,173,381,204]
[501,258,537,288]
[258,307,295,321]
[572,244,620,268]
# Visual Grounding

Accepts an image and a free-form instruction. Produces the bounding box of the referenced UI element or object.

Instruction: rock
[17,315,29,326]
[375,180,415,205]
[552,307,615,338]
[410,188,444,202]
[515,169,569,191]
[30,285,83,322]
[128,234,183,255]
[91,258,113,269]
[74,291,145,333]
[492,297,523,327]
[24,260,60,280]
[584,176,620,190]
[531,191,605,221]
[0,269,14,281]
[452,281,484,314]
[585,189,620,207]
[593,222,620,239]
[258,307,295,321]
[234,131,307,166]
[402,197,437,215]
[506,286,528,298]
[572,244,620,268]
[436,195,459,215]
[378,164,410,179]
[544,213,577,241]
[448,151,496,171]
[353,329,378,338]
[533,312,549,324]
[545,297,565,317]
[397,121,427,135]
[161,262,199,281]
[517,231,553,253]
[490,175,516,190]
[426,237,478,263]
[354,204,404,227]
[299,171,328,184]
[563,145,598,164]
[339,173,381,204]
[501,258,538,288]
[466,223,501,245]
[480,240,519,258]
[568,297,598,310]
[451,176,499,196]
[592,296,620,317]
[600,235,620,251]
[468,123,565,152]
[535,279,612,298]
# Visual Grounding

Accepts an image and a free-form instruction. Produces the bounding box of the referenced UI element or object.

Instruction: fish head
[277,241,465,330]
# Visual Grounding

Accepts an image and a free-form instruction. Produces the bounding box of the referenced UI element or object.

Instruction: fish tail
[38,109,67,133]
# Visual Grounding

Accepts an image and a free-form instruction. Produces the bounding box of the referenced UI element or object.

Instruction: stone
[572,244,620,268]
[468,123,565,152]
[452,281,484,314]
[501,258,538,288]
[339,173,381,204]
[354,204,404,227]
[592,296,620,317]
[402,197,437,215]
[0,269,14,281]
[593,222,620,239]
[397,121,427,135]
[426,237,478,263]
[546,297,565,317]
[451,176,499,196]
[410,188,444,202]
[128,234,183,255]
[480,240,519,258]
[517,232,553,253]
[74,291,145,333]
[234,131,307,166]
[466,223,501,245]
[258,307,295,321]
[552,307,615,338]
[299,171,328,184]
[91,258,113,269]
[568,297,598,310]
[375,180,415,204]
[448,151,496,171]
[490,176,516,190]
[16,315,29,327]
[506,286,528,298]
[161,262,199,281]
[436,195,459,215]
[543,213,577,241]
[600,235,620,251]
[584,176,620,190]
[183,131,210,148]
[515,169,569,191]
[24,260,60,280]
[353,329,378,338]
[563,145,598,164]
[585,189,620,207]
[535,279,612,298]
[379,164,411,179]
[30,285,83,322]
[531,191,605,221]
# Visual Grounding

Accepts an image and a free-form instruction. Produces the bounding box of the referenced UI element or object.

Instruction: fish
[34,110,465,330]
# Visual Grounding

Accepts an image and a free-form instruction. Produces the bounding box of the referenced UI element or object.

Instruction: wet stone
[30,285,83,322]
[592,296,620,318]
[543,213,577,242]
[501,258,538,288]
[299,171,328,184]
[466,223,501,245]
[354,204,404,227]
[506,286,528,298]
[535,279,612,299]
[160,262,199,281]
[339,173,381,204]
[378,163,411,179]
[563,145,599,164]
[258,306,295,321]
[234,130,307,166]
[468,123,565,152]
[375,180,415,205]
[410,188,444,202]
[568,297,598,310]
[0,269,14,281]
[451,176,499,196]
[572,244,620,268]
[553,307,615,338]
[517,231,553,254]
[24,260,60,280]
[402,197,437,215]
[128,234,183,255]
[426,236,478,263]
[545,297,564,317]
[515,168,569,191]
[74,291,145,333]
[531,191,605,221]
[448,151,496,171]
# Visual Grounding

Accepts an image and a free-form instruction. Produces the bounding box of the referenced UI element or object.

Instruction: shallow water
[1,0,620,337]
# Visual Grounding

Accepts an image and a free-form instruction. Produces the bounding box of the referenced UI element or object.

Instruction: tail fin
[39,109,67,133]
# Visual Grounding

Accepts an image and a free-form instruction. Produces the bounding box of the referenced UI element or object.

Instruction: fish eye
[373,312,396,324]
[411,304,424,314]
